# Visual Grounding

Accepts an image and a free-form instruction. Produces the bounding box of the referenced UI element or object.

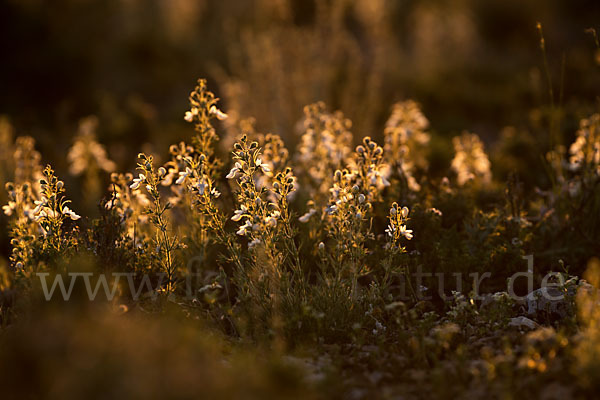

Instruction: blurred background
[0,0,599,174]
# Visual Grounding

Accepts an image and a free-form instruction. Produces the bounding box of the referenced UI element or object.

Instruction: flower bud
[401,207,409,218]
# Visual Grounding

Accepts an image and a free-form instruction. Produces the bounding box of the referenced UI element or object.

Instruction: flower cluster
[33,165,80,253]
[451,132,492,186]
[227,135,282,250]
[271,167,297,241]
[4,182,38,270]
[184,78,227,160]
[296,102,353,207]
[383,100,431,191]
[169,151,222,225]
[67,116,116,176]
[568,113,599,178]
[34,166,81,221]
[106,172,151,238]
[162,142,195,186]
[384,202,413,251]
[13,136,43,189]
[324,169,372,257]
[3,136,47,270]
[167,80,228,209]
[256,133,293,192]
[350,136,390,202]
[159,141,197,207]
[132,153,182,292]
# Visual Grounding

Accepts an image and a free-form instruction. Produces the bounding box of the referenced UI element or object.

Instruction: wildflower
[106,172,151,238]
[299,208,317,223]
[295,102,353,212]
[227,133,296,265]
[184,107,198,122]
[226,162,243,179]
[451,132,492,186]
[162,142,195,186]
[12,136,43,201]
[184,79,224,161]
[347,137,389,203]
[255,158,271,173]
[175,167,192,185]
[323,167,373,285]
[236,220,252,236]
[382,100,430,192]
[399,225,413,240]
[62,205,81,221]
[130,174,146,190]
[568,113,600,178]
[231,205,248,222]
[3,201,16,216]
[67,116,116,176]
[386,202,413,250]
[134,153,182,293]
[209,105,228,121]
[32,165,80,250]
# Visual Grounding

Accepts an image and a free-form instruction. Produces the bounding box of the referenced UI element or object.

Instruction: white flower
[298,208,316,223]
[385,224,396,238]
[175,167,192,185]
[399,225,413,240]
[62,205,81,221]
[3,201,16,216]
[209,105,228,121]
[184,107,198,122]
[226,162,243,179]
[195,181,207,195]
[236,220,252,236]
[231,205,247,222]
[255,158,270,173]
[32,200,45,215]
[130,174,145,190]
